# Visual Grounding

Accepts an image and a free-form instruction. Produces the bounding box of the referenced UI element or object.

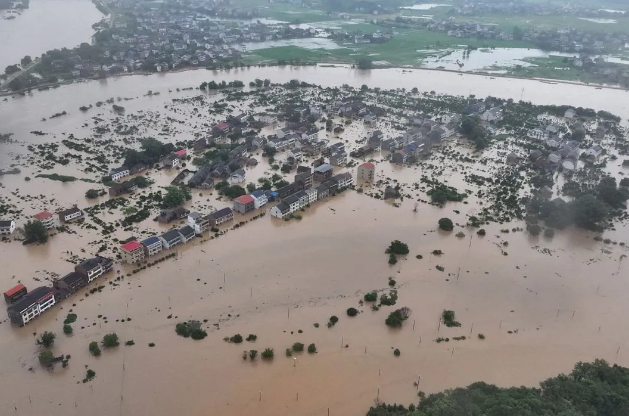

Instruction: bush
[85,189,100,199]
[347,307,358,317]
[125,340,135,346]
[230,334,243,344]
[388,279,396,287]
[385,307,412,328]
[329,316,339,325]
[176,323,190,337]
[364,291,378,302]
[528,223,542,236]
[292,342,305,352]
[442,310,461,327]
[39,350,54,365]
[63,324,73,335]
[438,218,454,231]
[24,220,48,244]
[148,343,155,347]
[308,343,317,354]
[455,231,466,238]
[385,240,409,255]
[261,348,274,359]
[544,228,555,238]
[36,331,56,348]
[379,290,398,306]
[64,313,77,324]
[85,369,96,381]
[102,333,120,348]
[249,350,258,360]
[286,348,293,357]
[246,334,257,342]
[89,341,101,356]
[432,250,443,255]
[477,229,486,236]
[478,333,486,340]
[394,348,401,357]
[190,329,207,340]
[388,253,398,265]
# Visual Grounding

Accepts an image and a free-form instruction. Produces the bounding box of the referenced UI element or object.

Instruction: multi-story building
[141,236,163,257]
[59,207,83,223]
[357,162,375,182]
[0,220,15,235]
[7,286,57,326]
[34,211,56,229]
[233,195,255,214]
[209,207,234,226]
[120,241,146,264]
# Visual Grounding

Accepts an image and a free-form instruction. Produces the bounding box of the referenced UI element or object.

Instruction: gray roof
[212,207,233,219]
[314,163,333,173]
[161,229,181,242]
[7,286,54,313]
[179,225,195,237]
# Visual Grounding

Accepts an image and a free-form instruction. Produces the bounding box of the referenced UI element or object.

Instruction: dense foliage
[367,360,629,416]
[161,186,191,209]
[24,220,49,244]
[438,218,454,231]
[124,137,175,167]
[385,240,410,255]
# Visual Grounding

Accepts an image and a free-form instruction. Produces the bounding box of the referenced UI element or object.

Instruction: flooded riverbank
[1,65,629,416]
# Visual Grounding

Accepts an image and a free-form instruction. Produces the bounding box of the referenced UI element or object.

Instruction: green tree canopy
[24,220,48,244]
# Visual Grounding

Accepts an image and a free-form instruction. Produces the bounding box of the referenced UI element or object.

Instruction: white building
[110,166,131,181]
[33,211,55,229]
[0,220,16,235]
[251,190,268,209]
[141,236,163,257]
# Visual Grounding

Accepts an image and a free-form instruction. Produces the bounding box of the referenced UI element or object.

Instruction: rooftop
[360,162,375,169]
[121,241,143,252]
[4,283,26,297]
[34,211,53,220]
[212,207,233,218]
[8,286,54,313]
[314,163,333,173]
[141,236,161,246]
[235,195,255,205]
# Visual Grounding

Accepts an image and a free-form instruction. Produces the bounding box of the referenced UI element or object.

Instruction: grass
[36,173,77,182]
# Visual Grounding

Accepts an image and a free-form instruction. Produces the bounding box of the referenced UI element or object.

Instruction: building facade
[120,241,146,264]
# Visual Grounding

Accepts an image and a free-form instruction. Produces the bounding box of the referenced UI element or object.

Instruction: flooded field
[421,48,572,71]
[1,67,629,416]
[0,0,104,69]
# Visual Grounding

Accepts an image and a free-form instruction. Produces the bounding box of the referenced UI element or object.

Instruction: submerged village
[2,75,629,414]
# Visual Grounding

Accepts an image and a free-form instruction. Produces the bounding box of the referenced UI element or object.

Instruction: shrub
[478,333,486,340]
[364,291,378,302]
[544,228,555,238]
[308,343,317,354]
[148,343,156,347]
[125,340,135,346]
[388,279,396,286]
[292,342,305,352]
[455,231,466,238]
[436,265,445,272]
[102,333,120,348]
[528,223,542,236]
[438,218,454,231]
[286,348,293,357]
[83,369,96,383]
[39,350,54,365]
[64,313,78,324]
[385,240,410,255]
[63,324,73,335]
[385,307,411,327]
[261,348,274,360]
[394,348,401,357]
[36,331,56,348]
[379,290,398,306]
[176,323,191,337]
[347,307,358,317]
[313,323,320,328]
[477,229,486,236]
[85,189,100,199]
[388,253,398,265]
[246,334,257,342]
[442,310,461,327]
[190,329,207,340]
[89,341,101,356]
[230,334,243,344]
[329,316,339,325]
[416,254,423,259]
[249,350,258,360]
[432,250,443,255]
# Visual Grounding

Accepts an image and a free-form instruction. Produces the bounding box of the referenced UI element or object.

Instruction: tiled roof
[235,195,254,205]
[4,283,26,297]
[360,162,374,169]
[121,241,143,252]
[34,211,52,220]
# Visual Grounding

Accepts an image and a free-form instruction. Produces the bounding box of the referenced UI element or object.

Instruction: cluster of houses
[4,256,113,326]
[1,207,84,238]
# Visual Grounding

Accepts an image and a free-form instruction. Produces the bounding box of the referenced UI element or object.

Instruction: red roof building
[215,122,230,132]
[120,241,145,264]
[34,211,52,220]
[175,149,187,157]
[4,283,27,303]
[33,211,55,228]
[357,162,375,182]
[233,195,256,214]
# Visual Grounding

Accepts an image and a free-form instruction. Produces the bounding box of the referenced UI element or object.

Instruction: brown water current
[0,68,629,416]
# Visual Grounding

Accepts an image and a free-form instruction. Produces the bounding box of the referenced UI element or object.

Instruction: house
[58,207,83,223]
[109,180,138,197]
[158,207,189,224]
[270,202,291,219]
[528,128,547,141]
[141,236,163,256]
[277,183,298,199]
[368,134,382,151]
[283,193,304,213]
[33,211,55,229]
[295,169,313,189]
[382,138,399,152]
[120,240,145,264]
[330,152,347,167]
[357,162,375,182]
[0,220,16,235]
[251,190,268,209]
[7,286,57,326]
[178,225,196,243]
[586,145,603,159]
[506,152,519,165]
[480,107,502,122]
[276,127,293,139]
[163,153,181,169]
[53,272,88,294]
[75,256,112,283]
[257,113,278,125]
[233,194,256,214]
[214,122,230,134]
[188,167,215,189]
[4,283,27,303]
[209,207,233,226]
[188,212,212,234]
[229,169,246,184]
[332,172,353,189]
[302,130,319,142]
[391,152,406,164]
[313,164,333,182]
[110,166,130,181]
[305,188,318,204]
[564,108,577,119]
[160,229,182,249]
[316,183,330,200]
[193,138,207,151]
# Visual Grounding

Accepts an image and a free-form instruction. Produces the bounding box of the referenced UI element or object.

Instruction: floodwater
[0,0,104,69]
[579,17,618,24]
[420,48,572,71]
[401,4,451,10]
[243,38,341,52]
[2,34,629,416]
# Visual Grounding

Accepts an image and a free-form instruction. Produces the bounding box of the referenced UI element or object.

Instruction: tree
[24,220,48,243]
[364,292,378,302]
[36,331,56,348]
[596,177,629,208]
[249,350,258,360]
[132,176,151,188]
[385,240,409,255]
[347,307,358,317]
[261,348,274,359]
[161,186,191,208]
[85,189,100,199]
[102,333,120,348]
[39,350,54,366]
[246,182,256,193]
[5,64,20,75]
[308,343,317,353]
[512,25,523,40]
[89,341,101,356]
[326,119,333,131]
[21,55,32,66]
[460,115,489,150]
[442,310,461,327]
[357,57,373,70]
[572,194,609,231]
[385,308,411,328]
[438,218,454,231]
[176,323,191,337]
[292,342,305,352]
[230,334,243,343]
[63,324,73,334]
[527,223,542,236]
[190,328,207,340]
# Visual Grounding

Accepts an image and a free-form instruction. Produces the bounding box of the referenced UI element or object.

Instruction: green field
[451,14,629,34]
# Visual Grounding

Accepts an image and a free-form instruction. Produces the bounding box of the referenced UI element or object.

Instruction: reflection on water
[579,17,618,24]
[0,0,103,69]
[242,37,341,52]
[421,48,572,71]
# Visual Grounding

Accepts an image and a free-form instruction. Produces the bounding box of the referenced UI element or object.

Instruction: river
[0,0,104,70]
[1,8,629,416]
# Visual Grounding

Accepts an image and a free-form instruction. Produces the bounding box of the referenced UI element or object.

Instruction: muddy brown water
[1,67,629,416]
